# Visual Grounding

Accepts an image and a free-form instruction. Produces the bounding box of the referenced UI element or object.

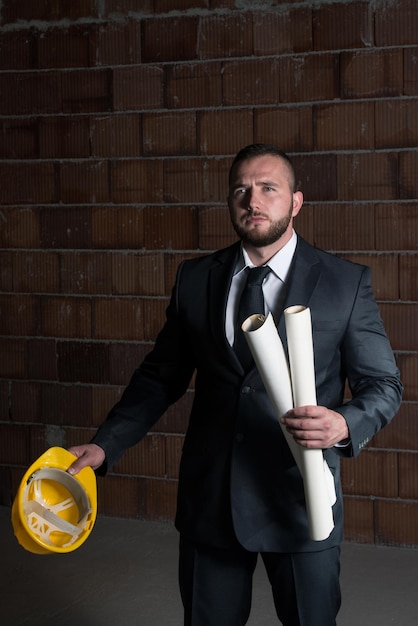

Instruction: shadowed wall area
[0,0,417,548]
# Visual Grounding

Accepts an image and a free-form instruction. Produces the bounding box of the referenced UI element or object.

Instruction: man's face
[227,155,303,249]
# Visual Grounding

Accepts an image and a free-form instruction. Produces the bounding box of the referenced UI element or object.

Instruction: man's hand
[281,405,349,449]
[67,443,105,475]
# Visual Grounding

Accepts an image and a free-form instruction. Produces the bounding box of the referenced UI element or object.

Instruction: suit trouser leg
[179,537,341,626]
[179,536,257,626]
[262,546,341,626]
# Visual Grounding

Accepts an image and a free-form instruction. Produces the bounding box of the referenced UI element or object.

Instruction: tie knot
[246,265,271,287]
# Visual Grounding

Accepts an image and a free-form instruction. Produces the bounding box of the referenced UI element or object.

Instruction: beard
[231,205,293,248]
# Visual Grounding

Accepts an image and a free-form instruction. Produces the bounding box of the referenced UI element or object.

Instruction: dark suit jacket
[92,236,403,553]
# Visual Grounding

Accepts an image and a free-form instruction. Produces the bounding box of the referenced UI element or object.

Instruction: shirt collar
[234,230,298,282]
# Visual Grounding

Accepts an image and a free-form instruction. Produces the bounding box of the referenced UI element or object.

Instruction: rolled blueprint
[242,308,335,541]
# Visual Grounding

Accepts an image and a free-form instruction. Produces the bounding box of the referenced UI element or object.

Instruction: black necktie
[234,265,271,372]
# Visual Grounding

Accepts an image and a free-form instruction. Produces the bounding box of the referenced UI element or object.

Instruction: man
[68,144,402,625]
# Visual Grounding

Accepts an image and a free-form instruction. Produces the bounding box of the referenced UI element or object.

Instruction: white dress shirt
[225,230,298,346]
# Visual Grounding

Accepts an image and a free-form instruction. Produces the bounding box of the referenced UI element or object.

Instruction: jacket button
[241,386,252,394]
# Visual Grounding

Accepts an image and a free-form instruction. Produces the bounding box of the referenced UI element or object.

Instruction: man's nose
[246,188,260,211]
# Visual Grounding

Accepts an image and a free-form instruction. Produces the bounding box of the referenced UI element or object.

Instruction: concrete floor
[1,505,418,626]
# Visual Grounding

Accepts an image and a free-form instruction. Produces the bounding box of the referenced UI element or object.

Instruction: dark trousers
[179,537,341,626]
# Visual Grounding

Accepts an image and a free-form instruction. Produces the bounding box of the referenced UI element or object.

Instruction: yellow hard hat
[12,447,97,555]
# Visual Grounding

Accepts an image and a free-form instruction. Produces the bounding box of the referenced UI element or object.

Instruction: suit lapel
[208,243,242,368]
[277,237,322,350]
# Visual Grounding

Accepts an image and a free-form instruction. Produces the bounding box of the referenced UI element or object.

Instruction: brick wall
[0,0,417,547]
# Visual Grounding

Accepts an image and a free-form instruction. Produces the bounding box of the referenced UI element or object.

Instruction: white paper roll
[243,309,335,541]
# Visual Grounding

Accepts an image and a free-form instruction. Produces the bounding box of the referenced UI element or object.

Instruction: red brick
[92,385,124,426]
[111,159,164,203]
[399,254,418,301]
[0,295,40,336]
[376,203,418,251]
[92,206,144,249]
[342,495,375,544]
[376,500,418,547]
[108,343,152,386]
[315,102,374,151]
[254,7,312,55]
[114,433,166,476]
[0,208,39,248]
[155,0,208,10]
[166,62,222,109]
[280,53,339,103]
[380,303,418,351]
[399,452,418,499]
[341,450,398,498]
[0,252,13,292]
[143,206,198,251]
[60,251,111,294]
[0,339,26,378]
[0,72,62,115]
[255,106,313,153]
[60,160,110,203]
[164,158,221,203]
[198,13,253,59]
[198,206,237,251]
[41,383,93,426]
[399,151,418,200]
[143,476,177,520]
[93,297,144,341]
[96,475,143,517]
[0,162,56,205]
[340,253,398,301]
[113,65,163,110]
[0,424,29,465]
[375,100,418,149]
[143,112,197,156]
[373,403,418,451]
[0,30,33,70]
[11,382,42,423]
[341,49,403,99]
[41,296,92,339]
[57,341,110,384]
[62,69,112,114]
[40,206,92,249]
[37,26,91,69]
[199,109,253,156]
[312,204,375,252]
[375,0,418,46]
[292,154,337,201]
[39,115,90,158]
[27,338,59,381]
[111,253,166,296]
[142,16,199,62]
[1,0,98,23]
[337,153,398,201]
[104,0,153,17]
[142,298,169,341]
[90,114,141,157]
[396,353,418,402]
[0,118,38,159]
[404,48,418,95]
[223,59,281,106]
[90,20,142,66]
[13,251,60,293]
[313,2,373,50]
[0,382,9,420]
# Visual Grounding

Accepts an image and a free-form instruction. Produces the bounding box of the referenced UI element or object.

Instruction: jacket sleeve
[334,266,403,457]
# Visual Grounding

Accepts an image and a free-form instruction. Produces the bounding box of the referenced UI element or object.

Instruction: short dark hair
[228,143,297,191]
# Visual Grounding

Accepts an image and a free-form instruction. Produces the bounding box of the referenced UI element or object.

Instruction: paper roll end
[242,314,266,333]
